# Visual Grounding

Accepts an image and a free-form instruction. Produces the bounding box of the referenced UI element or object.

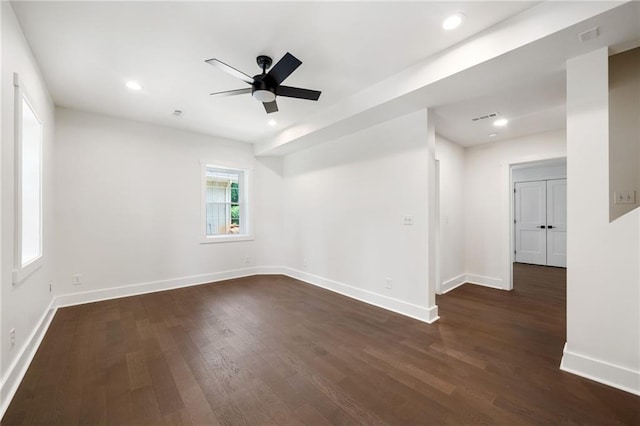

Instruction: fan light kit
[254,90,276,103]
[443,13,465,30]
[126,81,142,91]
[205,52,321,114]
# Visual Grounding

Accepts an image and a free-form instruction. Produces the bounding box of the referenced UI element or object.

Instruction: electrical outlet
[10,328,15,347]
[302,258,308,267]
[384,278,393,289]
[244,256,251,264]
[403,215,414,226]
[72,274,82,285]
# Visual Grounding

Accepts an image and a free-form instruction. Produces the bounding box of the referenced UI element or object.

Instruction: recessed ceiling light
[268,119,277,126]
[126,81,142,91]
[489,133,498,137]
[493,118,509,127]
[442,13,465,30]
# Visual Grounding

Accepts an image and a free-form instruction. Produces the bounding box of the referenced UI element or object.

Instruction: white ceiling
[11,1,540,145]
[433,73,566,146]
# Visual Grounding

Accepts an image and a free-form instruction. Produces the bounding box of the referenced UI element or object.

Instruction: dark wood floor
[3,264,639,425]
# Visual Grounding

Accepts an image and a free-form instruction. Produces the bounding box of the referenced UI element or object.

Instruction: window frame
[200,161,254,244]
[12,73,44,284]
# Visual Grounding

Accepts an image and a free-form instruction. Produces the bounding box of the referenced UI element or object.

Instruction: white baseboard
[440,274,467,294]
[465,274,505,290]
[55,267,258,308]
[253,266,284,275]
[0,298,57,419]
[282,267,439,324]
[560,343,640,396]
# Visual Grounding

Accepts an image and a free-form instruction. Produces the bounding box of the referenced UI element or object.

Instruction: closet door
[515,181,547,265]
[546,179,567,267]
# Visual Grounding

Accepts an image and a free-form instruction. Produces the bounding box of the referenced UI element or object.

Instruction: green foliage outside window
[230,183,240,225]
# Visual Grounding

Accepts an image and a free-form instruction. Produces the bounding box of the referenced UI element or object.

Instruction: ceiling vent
[578,27,599,43]
[173,110,183,117]
[471,112,499,122]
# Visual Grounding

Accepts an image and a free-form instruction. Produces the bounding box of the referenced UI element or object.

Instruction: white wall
[562,47,640,395]
[464,130,566,289]
[512,161,566,183]
[282,110,438,322]
[435,134,466,293]
[1,1,56,408]
[53,108,282,301]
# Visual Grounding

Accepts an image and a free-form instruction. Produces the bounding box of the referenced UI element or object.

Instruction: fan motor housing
[252,75,276,96]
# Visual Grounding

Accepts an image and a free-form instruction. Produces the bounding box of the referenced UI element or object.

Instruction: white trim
[440,274,466,294]
[199,235,255,244]
[435,159,441,295]
[12,260,42,285]
[282,267,439,324]
[464,274,505,290]
[560,343,640,396]
[55,267,258,308]
[253,266,285,275]
[0,298,56,419]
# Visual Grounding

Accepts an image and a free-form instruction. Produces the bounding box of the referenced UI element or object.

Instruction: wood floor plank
[3,264,639,425]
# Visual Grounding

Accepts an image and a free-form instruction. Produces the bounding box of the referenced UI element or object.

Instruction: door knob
[548,225,555,229]
[537,225,546,229]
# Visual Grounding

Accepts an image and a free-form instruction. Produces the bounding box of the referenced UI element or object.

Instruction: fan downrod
[256,55,273,73]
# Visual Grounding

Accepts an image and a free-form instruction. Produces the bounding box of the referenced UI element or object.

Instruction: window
[13,73,43,284]
[202,164,252,242]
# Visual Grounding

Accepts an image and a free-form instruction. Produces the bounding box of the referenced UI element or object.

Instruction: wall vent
[471,112,499,122]
[578,27,599,43]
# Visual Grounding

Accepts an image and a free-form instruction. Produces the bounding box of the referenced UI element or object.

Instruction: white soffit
[254,0,638,155]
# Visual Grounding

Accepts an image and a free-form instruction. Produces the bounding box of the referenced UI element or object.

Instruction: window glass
[205,167,245,236]
[21,97,42,266]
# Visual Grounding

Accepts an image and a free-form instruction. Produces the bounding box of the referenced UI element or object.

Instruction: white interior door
[515,181,547,265]
[546,179,567,267]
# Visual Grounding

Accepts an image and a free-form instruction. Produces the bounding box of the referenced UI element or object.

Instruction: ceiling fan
[205,52,321,114]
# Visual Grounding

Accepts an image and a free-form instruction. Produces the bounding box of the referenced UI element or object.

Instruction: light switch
[614,191,636,205]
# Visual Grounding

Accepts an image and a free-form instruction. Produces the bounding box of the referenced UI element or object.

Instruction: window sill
[13,257,43,285]
[200,235,255,244]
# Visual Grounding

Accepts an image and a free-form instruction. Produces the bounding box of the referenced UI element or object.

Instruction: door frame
[503,155,567,290]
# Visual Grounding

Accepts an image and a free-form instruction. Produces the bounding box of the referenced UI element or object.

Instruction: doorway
[514,178,567,267]
[511,158,567,271]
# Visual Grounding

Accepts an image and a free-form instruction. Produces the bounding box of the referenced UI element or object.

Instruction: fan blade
[205,58,254,84]
[263,101,278,114]
[277,86,321,101]
[267,52,302,85]
[209,88,252,96]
